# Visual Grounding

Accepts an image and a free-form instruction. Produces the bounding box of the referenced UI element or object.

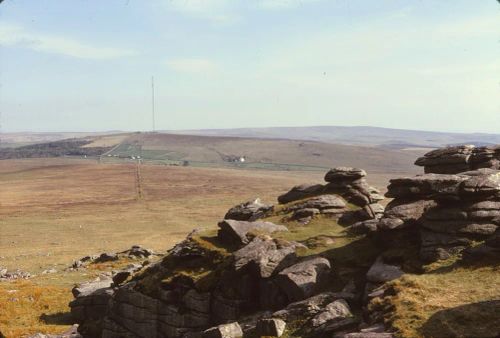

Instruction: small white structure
[239,156,246,163]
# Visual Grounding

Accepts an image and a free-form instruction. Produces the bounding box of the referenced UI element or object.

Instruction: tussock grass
[378,258,500,338]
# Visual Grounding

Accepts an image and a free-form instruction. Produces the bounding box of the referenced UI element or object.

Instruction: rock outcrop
[415,145,500,174]
[278,167,383,209]
[350,145,500,263]
[71,245,154,270]
[277,167,385,224]
[68,167,391,338]
[70,277,114,337]
[71,226,336,337]
[224,198,274,221]
[67,156,499,338]
[382,168,499,262]
[0,267,31,280]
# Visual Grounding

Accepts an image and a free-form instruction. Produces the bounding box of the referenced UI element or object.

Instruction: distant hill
[0,131,119,148]
[4,126,499,149]
[167,126,500,149]
[7,126,499,174]
[104,132,423,174]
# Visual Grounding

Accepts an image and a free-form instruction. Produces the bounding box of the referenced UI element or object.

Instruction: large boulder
[272,292,343,322]
[275,257,332,301]
[288,194,347,211]
[291,208,321,224]
[385,174,467,200]
[278,184,325,204]
[233,237,298,278]
[217,220,288,246]
[202,322,243,338]
[459,169,500,198]
[224,198,274,221]
[309,299,357,334]
[366,257,403,283]
[325,167,367,183]
[415,145,500,174]
[69,278,114,336]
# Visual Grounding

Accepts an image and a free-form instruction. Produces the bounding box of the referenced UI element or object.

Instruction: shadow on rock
[419,300,500,338]
[40,311,74,325]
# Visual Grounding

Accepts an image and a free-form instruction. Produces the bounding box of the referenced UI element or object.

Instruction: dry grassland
[0,158,396,336]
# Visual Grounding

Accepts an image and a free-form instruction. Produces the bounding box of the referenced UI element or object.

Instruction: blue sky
[0,0,499,133]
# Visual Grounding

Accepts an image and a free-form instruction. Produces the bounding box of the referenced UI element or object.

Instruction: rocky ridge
[58,152,499,338]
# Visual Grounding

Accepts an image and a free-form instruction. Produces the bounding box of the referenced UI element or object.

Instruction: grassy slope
[378,258,500,338]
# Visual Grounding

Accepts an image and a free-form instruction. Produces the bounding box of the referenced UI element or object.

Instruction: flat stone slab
[289,195,346,211]
[366,257,403,283]
[218,220,288,245]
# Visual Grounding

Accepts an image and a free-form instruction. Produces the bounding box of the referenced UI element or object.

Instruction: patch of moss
[269,215,381,289]
[132,232,232,297]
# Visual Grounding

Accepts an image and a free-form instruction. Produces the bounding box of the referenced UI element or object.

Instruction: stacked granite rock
[277,167,385,224]
[355,145,500,263]
[415,144,500,174]
[71,220,352,338]
[224,198,274,221]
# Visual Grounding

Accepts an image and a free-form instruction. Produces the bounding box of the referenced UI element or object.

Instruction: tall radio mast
[151,76,156,132]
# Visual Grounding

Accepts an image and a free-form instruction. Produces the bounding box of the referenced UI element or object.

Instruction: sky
[0,0,499,133]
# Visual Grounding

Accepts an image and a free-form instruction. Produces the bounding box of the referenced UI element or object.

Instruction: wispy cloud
[165,58,218,73]
[0,23,136,59]
[163,0,236,24]
[434,14,500,38]
[257,0,323,10]
[162,0,326,22]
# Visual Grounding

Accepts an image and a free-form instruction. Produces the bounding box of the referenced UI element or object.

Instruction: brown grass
[0,158,395,336]
[0,280,74,337]
[0,158,324,272]
[379,259,500,338]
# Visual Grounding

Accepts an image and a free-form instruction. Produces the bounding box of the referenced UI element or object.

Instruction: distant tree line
[0,139,112,160]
